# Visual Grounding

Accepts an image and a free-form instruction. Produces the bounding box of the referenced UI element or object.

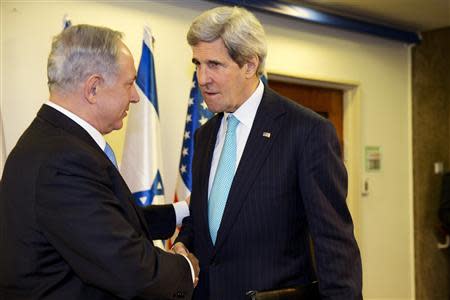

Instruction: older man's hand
[172,242,199,287]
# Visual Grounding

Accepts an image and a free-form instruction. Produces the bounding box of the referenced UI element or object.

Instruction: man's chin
[204,104,220,113]
[111,121,124,133]
[203,99,219,113]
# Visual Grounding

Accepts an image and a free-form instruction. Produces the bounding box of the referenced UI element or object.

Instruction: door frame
[268,72,362,241]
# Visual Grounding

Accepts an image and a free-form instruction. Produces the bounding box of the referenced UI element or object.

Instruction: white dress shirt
[208,80,264,197]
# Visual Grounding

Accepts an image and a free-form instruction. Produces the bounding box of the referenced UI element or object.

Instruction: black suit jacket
[176,87,362,300]
[0,105,193,300]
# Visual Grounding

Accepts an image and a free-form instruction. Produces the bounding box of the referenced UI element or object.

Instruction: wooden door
[269,78,361,242]
[268,79,344,150]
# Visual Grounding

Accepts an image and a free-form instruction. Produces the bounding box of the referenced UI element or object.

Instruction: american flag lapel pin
[262,132,271,138]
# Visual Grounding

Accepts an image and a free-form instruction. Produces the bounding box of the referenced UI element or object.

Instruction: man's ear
[244,55,259,78]
[84,74,103,104]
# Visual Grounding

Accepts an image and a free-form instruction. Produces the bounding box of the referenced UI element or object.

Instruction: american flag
[174,71,213,202]
[171,72,213,244]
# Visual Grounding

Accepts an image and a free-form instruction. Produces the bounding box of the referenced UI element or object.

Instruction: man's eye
[208,62,219,68]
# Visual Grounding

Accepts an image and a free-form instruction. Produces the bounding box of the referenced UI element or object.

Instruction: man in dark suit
[172,6,362,300]
[0,24,198,299]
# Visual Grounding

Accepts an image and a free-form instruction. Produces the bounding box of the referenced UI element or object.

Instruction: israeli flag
[121,26,166,210]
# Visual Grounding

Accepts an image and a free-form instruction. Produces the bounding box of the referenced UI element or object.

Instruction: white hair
[187,6,267,75]
[47,24,123,92]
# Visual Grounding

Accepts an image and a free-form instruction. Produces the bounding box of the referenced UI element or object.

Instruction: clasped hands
[170,242,200,287]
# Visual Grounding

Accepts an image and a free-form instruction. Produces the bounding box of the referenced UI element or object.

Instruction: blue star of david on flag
[132,170,164,206]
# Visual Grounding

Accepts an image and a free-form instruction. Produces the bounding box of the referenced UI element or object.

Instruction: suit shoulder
[7,118,105,173]
[265,87,330,128]
[195,113,221,137]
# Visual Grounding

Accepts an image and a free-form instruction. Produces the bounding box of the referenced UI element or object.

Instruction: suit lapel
[38,105,103,155]
[37,105,153,239]
[198,114,223,248]
[108,165,154,240]
[214,88,286,252]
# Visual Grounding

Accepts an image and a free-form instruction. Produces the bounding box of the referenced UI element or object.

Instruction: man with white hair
[173,6,362,300]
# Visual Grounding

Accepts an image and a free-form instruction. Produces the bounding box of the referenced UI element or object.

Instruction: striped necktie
[208,114,239,244]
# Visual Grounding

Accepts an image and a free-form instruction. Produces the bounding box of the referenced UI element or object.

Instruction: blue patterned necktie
[208,114,239,244]
[104,142,118,168]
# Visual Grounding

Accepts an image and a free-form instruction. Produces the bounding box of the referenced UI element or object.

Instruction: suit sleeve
[298,120,362,300]
[34,151,193,300]
[175,211,194,250]
[140,204,176,240]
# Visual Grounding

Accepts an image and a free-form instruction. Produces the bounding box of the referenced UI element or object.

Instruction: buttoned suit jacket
[0,105,193,300]
[176,86,362,300]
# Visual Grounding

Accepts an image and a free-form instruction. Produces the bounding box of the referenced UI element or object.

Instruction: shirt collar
[45,101,106,150]
[224,79,264,127]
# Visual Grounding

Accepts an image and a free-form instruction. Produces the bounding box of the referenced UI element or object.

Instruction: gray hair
[47,24,123,92]
[187,6,267,75]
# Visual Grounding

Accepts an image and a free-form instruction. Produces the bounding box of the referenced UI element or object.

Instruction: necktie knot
[104,142,118,168]
[226,114,239,133]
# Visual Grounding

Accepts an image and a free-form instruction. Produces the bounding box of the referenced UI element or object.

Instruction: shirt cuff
[180,254,195,283]
[173,201,189,226]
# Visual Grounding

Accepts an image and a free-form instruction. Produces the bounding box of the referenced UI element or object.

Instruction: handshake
[170,242,200,287]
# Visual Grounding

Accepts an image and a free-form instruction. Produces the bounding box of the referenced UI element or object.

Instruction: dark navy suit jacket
[0,105,193,300]
[176,87,362,300]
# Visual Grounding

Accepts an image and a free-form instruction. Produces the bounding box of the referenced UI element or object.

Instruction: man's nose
[196,66,211,86]
[131,84,140,103]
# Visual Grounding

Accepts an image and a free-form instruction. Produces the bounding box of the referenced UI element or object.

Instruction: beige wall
[1,1,414,298]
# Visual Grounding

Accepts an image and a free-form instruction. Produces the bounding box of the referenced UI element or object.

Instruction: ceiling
[293,0,450,32]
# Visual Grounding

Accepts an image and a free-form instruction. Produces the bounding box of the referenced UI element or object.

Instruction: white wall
[1,1,413,299]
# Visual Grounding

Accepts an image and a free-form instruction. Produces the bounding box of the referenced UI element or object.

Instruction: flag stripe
[136,29,159,114]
